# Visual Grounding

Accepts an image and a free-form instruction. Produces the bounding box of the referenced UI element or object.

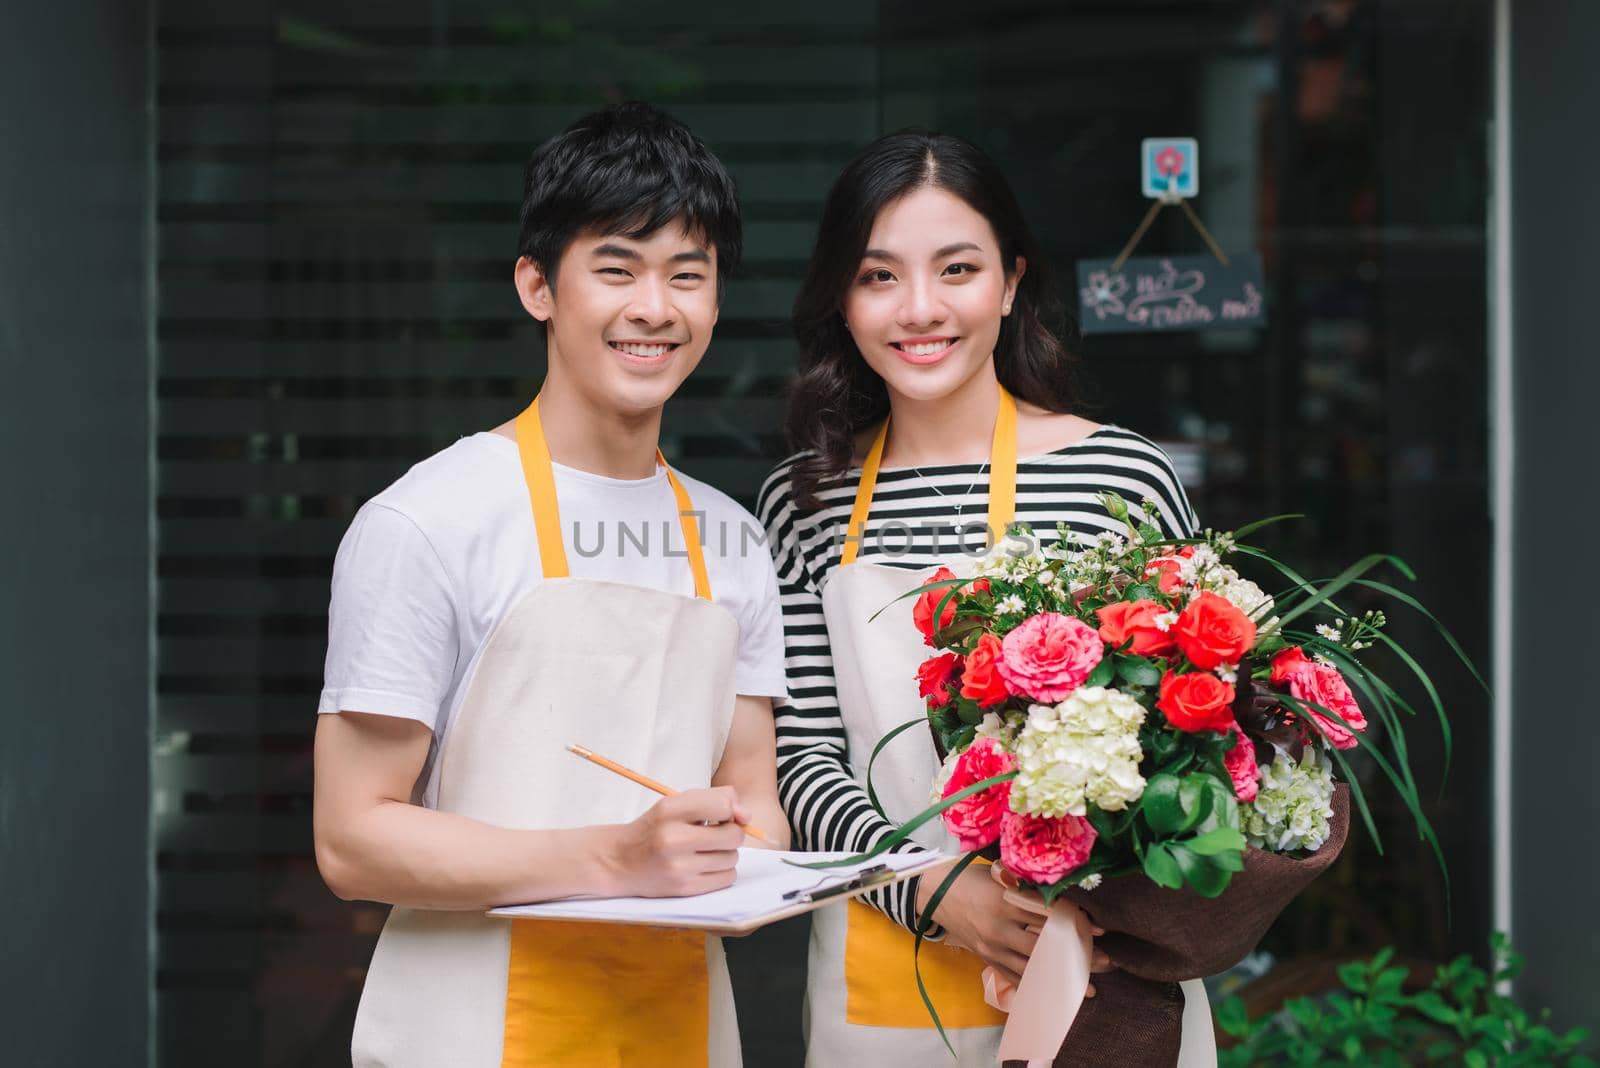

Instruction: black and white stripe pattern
[756,427,1200,933]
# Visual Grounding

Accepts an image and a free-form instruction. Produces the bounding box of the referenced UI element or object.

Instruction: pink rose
[1283,660,1368,750]
[940,738,1016,850]
[999,810,1097,885]
[996,612,1104,702]
[1224,727,1261,802]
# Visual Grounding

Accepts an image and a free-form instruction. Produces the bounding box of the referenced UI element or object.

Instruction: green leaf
[1115,653,1163,687]
[1140,773,1187,835]
[1178,773,1215,831]
[1337,960,1368,993]
[1184,825,1247,856]
[1142,842,1184,889]
[1464,1050,1488,1068]
[1123,582,1162,602]
[1086,655,1116,688]
[1171,844,1233,897]
[1215,996,1251,1036]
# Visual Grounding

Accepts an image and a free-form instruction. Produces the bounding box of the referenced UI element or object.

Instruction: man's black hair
[517,101,742,296]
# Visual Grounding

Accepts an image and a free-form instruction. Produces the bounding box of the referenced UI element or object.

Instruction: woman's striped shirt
[755,426,1200,933]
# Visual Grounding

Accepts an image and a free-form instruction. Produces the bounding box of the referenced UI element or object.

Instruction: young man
[313,102,789,1068]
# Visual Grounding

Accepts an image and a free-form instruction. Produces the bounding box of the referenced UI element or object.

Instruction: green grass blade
[867,717,932,820]
[1274,554,1416,629]
[913,850,983,1055]
[1231,513,1306,540]
[1349,577,1490,694]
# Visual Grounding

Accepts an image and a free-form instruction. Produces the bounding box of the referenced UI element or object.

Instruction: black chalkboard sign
[1075,253,1266,334]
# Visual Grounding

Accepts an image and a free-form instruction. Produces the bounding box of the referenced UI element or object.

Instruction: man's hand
[597,786,749,897]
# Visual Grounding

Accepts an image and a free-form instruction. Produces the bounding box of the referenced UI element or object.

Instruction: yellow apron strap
[514,397,570,581]
[987,385,1018,540]
[514,395,712,600]
[839,419,889,568]
[839,384,1019,567]
[661,453,713,601]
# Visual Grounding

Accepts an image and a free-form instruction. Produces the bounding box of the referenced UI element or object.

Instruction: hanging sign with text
[1075,253,1266,335]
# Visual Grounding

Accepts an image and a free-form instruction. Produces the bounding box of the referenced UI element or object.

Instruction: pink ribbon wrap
[980,864,1094,1067]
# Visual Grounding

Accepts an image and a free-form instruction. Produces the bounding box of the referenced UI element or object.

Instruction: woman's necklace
[911,459,990,520]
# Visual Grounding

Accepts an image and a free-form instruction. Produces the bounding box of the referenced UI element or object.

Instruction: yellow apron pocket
[844,899,1008,1029]
[501,920,709,1067]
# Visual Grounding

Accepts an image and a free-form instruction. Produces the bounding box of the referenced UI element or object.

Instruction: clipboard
[487,848,952,936]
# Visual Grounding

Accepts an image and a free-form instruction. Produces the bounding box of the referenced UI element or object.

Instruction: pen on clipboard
[566,743,777,845]
[781,863,895,903]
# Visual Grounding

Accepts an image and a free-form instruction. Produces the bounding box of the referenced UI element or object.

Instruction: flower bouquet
[835,494,1478,1064]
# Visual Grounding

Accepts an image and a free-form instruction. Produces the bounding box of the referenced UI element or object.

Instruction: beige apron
[803,385,1216,1066]
[351,396,743,1068]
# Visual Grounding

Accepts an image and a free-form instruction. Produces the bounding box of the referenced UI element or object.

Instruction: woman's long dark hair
[785,130,1082,509]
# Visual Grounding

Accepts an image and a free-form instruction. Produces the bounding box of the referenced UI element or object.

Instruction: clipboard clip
[782,863,895,904]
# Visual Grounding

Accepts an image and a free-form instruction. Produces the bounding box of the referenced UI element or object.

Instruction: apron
[804,385,1217,1067]
[351,396,743,1068]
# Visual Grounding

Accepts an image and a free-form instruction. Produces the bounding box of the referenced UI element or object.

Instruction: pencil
[566,743,776,845]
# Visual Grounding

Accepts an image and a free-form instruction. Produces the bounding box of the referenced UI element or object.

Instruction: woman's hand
[914,863,1114,991]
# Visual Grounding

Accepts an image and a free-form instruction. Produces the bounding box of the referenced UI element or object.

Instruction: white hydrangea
[1010,687,1146,818]
[975,710,1023,747]
[1242,748,1337,853]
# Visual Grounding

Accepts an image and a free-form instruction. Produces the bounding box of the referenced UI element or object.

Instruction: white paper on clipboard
[487,848,951,934]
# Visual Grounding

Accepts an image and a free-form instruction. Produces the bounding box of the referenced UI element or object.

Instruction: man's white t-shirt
[318,431,788,806]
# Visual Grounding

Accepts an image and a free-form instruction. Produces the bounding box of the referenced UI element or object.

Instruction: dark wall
[1509,0,1600,1042]
[0,2,152,1064]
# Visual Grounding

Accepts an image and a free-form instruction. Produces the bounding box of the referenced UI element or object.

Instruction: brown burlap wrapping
[1017,785,1351,1068]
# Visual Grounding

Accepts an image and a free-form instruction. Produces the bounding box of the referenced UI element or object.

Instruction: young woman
[757,131,1215,1065]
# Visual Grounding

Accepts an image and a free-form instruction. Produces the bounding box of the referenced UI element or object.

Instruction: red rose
[1172,592,1257,669]
[916,653,963,707]
[959,633,1011,707]
[912,567,959,645]
[1096,599,1177,657]
[1270,645,1310,684]
[1156,670,1237,733]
